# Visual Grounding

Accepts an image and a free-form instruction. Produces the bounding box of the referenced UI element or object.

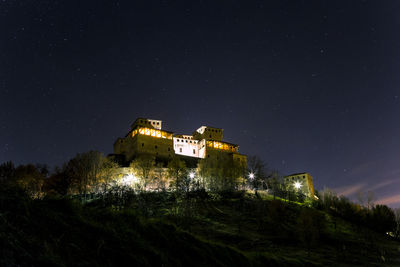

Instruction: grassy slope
[1,189,400,266]
[186,198,400,266]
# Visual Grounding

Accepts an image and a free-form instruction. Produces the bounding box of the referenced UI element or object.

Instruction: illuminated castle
[113,118,247,165]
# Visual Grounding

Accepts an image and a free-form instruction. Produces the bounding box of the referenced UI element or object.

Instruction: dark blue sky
[1,1,400,206]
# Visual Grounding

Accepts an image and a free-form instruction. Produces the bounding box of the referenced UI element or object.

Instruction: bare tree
[13,164,45,198]
[167,157,188,192]
[367,191,375,210]
[247,155,267,189]
[154,162,168,191]
[65,151,104,201]
[394,208,400,238]
[357,191,365,207]
[98,158,119,193]
[130,154,156,190]
[197,156,243,191]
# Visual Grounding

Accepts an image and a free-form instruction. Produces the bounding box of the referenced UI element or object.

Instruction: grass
[1,188,400,266]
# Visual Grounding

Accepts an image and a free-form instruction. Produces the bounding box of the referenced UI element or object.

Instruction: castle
[113,118,247,166]
[112,118,316,199]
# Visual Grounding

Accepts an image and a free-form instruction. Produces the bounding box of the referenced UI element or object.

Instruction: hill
[1,186,399,266]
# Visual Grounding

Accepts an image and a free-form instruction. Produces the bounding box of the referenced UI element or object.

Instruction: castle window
[193,149,195,154]
[180,148,182,153]
[190,141,192,143]
[155,145,157,149]
[209,135,211,138]
[142,143,144,147]
[168,148,170,151]
[207,155,210,158]
[185,140,188,143]
[157,122,159,125]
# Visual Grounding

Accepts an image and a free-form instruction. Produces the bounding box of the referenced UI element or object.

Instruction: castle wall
[193,126,223,141]
[132,134,174,160]
[173,137,200,157]
[284,173,315,198]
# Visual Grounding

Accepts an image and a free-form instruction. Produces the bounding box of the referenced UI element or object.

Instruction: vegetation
[1,153,400,266]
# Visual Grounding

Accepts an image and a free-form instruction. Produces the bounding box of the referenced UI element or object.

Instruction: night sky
[1,1,400,206]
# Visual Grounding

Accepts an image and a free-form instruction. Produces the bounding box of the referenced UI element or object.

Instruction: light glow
[189,172,195,179]
[294,181,302,189]
[121,174,138,186]
[249,172,255,180]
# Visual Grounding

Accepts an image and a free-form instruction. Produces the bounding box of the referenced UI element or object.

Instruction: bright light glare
[294,181,302,189]
[249,172,255,180]
[121,174,138,186]
[189,172,195,179]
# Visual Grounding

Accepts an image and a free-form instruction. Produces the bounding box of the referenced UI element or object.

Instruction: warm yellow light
[133,127,172,139]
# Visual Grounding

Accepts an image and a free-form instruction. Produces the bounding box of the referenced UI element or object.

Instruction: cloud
[376,194,400,206]
[332,183,366,197]
[369,178,400,191]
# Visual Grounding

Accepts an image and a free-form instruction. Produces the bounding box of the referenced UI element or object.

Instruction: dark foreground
[1,187,399,266]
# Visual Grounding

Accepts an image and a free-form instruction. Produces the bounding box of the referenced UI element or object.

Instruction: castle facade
[283,172,315,198]
[113,118,247,166]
